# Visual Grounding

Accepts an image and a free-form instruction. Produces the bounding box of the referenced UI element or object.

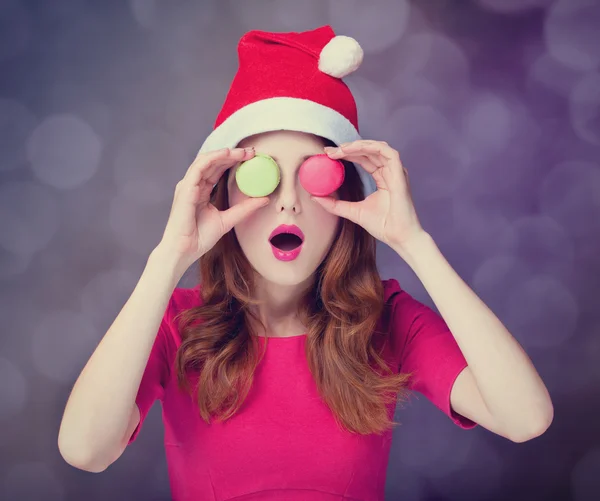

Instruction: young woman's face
[227,130,341,286]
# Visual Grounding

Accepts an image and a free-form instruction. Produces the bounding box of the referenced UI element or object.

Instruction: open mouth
[269,233,303,251]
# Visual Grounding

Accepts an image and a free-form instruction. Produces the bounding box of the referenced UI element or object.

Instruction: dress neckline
[254,332,307,339]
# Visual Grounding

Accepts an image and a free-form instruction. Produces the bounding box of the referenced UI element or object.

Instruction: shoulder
[382,277,402,303]
[381,277,426,319]
[378,277,438,363]
[172,283,204,310]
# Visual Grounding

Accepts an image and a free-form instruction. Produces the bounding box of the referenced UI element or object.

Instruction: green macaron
[235,153,280,197]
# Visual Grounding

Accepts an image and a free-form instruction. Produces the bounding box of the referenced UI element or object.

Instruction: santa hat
[199,25,376,197]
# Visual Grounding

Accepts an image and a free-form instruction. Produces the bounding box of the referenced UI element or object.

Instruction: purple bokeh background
[1,0,599,500]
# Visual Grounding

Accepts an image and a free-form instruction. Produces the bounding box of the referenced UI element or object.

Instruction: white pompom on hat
[200,25,376,198]
[318,35,364,78]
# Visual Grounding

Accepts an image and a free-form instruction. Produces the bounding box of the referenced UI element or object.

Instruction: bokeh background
[1,0,599,499]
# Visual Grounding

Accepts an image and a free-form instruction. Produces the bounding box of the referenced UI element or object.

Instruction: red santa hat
[199,25,376,197]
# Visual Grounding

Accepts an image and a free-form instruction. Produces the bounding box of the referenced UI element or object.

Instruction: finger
[341,140,398,162]
[186,147,254,188]
[328,146,400,192]
[329,151,382,173]
[341,142,405,183]
[183,148,229,181]
[311,196,361,225]
[220,196,270,233]
[191,147,255,201]
[326,151,390,191]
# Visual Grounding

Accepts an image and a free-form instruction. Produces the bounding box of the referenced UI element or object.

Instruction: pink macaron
[299,154,345,196]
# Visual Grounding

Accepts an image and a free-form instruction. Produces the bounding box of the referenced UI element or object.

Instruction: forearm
[58,245,184,470]
[394,231,553,436]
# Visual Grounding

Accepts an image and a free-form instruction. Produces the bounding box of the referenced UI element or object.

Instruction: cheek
[307,202,339,240]
[231,192,266,245]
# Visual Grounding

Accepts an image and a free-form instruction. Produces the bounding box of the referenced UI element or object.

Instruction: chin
[250,256,319,286]
[258,270,313,286]
[243,244,329,287]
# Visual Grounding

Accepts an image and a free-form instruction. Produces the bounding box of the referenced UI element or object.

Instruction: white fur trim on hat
[199,97,376,197]
[318,35,364,79]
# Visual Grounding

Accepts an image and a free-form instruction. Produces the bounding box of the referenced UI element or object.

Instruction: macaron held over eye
[235,154,280,197]
[235,153,345,197]
[298,154,345,197]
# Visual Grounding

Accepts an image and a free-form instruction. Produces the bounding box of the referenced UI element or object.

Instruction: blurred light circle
[511,215,575,278]
[452,200,518,257]
[539,160,600,239]
[544,0,600,72]
[390,73,443,108]
[327,0,410,54]
[27,114,102,190]
[477,0,553,14]
[472,254,535,320]
[527,52,583,97]
[274,0,325,31]
[233,0,322,32]
[346,76,394,139]
[569,71,600,146]
[390,32,471,107]
[505,275,578,348]
[384,105,470,201]
[129,0,160,29]
[462,92,513,158]
[393,29,440,72]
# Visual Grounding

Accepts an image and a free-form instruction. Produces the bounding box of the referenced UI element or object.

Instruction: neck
[248,274,314,337]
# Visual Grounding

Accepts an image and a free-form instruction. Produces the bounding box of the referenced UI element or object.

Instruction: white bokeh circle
[27,114,102,190]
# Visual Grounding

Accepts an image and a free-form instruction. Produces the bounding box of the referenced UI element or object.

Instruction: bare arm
[57,244,186,472]
[57,147,267,472]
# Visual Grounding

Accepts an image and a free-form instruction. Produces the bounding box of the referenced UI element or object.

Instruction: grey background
[1,0,599,500]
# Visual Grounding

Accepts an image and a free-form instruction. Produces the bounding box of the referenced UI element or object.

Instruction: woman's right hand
[158,146,269,271]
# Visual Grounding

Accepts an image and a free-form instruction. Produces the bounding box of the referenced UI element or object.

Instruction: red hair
[173,138,413,435]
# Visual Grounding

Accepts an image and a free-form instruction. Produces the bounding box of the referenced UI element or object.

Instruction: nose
[272,175,301,214]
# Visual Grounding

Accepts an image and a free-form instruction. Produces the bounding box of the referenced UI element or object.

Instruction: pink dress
[129,278,477,500]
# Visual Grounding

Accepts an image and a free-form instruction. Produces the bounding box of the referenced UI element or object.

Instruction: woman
[58,25,553,501]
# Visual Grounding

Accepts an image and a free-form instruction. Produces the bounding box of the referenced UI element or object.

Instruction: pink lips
[269,224,304,262]
[269,224,305,241]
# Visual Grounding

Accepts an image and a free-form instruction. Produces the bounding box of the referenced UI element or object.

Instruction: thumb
[221,197,270,232]
[311,196,359,224]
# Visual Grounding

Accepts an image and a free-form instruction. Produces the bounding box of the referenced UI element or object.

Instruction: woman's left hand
[312,140,426,251]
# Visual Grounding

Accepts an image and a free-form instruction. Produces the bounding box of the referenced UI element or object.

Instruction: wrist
[391,230,435,266]
[148,243,190,283]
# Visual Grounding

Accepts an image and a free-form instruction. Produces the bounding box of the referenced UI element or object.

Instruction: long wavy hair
[173,136,413,435]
